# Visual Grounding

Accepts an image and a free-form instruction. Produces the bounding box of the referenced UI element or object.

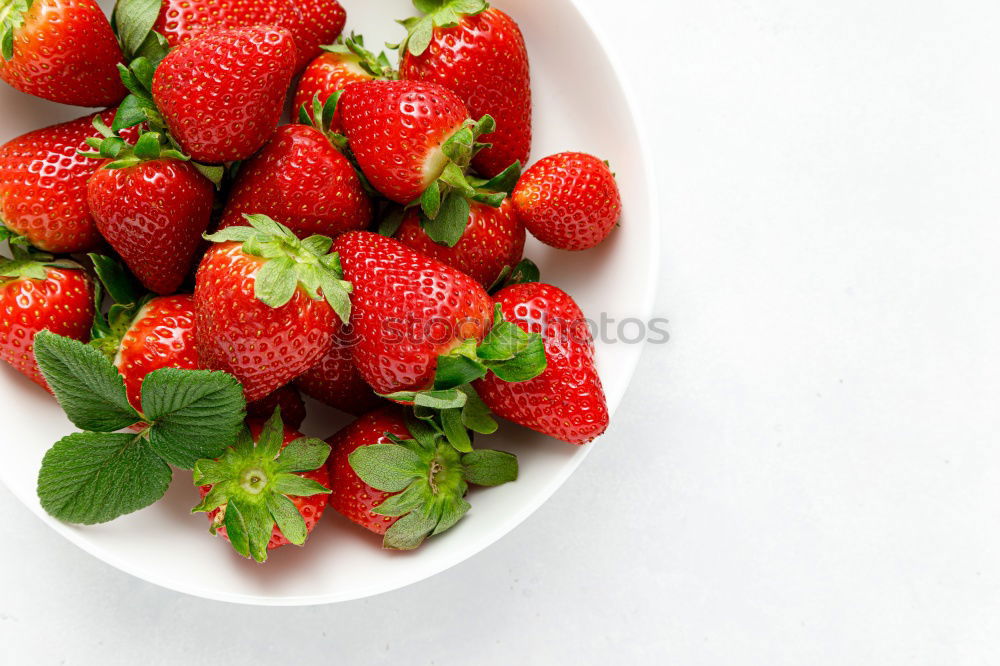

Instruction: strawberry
[391,198,524,288]
[247,385,307,431]
[0,251,94,392]
[474,282,609,445]
[193,411,331,563]
[0,110,135,253]
[85,129,215,295]
[0,0,125,107]
[293,34,394,130]
[399,1,530,178]
[151,25,297,164]
[218,110,372,241]
[288,0,347,69]
[512,152,622,251]
[195,214,352,402]
[326,406,518,549]
[296,321,382,416]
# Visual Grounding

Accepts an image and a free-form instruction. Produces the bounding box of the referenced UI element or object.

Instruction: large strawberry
[0,110,131,253]
[0,251,94,392]
[195,214,353,402]
[152,26,298,163]
[474,282,609,445]
[85,129,215,295]
[326,406,518,549]
[296,321,382,416]
[513,152,622,251]
[288,0,347,68]
[218,106,371,241]
[0,0,125,107]
[399,1,530,178]
[193,411,331,563]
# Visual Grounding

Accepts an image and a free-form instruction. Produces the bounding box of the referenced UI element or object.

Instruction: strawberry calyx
[396,0,490,58]
[85,253,151,361]
[0,0,31,61]
[0,243,80,283]
[192,409,332,563]
[348,410,517,550]
[203,214,354,324]
[297,92,379,198]
[320,32,396,80]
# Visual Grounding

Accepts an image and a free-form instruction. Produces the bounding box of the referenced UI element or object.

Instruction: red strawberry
[218,123,371,241]
[296,321,382,415]
[326,406,518,549]
[194,412,331,562]
[86,134,215,295]
[474,282,609,445]
[399,3,530,178]
[392,198,524,287]
[0,110,133,253]
[0,254,94,392]
[151,26,298,163]
[0,0,125,107]
[247,385,307,430]
[111,294,200,410]
[195,214,352,402]
[333,231,492,395]
[288,0,347,68]
[512,152,622,251]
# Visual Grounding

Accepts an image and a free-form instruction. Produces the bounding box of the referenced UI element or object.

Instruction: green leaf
[129,56,156,92]
[370,482,425,517]
[498,258,540,289]
[461,449,518,486]
[420,180,441,219]
[33,332,141,432]
[141,368,246,469]
[301,235,333,256]
[223,499,250,558]
[378,207,406,237]
[409,389,468,409]
[134,29,170,65]
[407,15,435,56]
[383,509,437,550]
[266,493,308,545]
[433,353,487,390]
[112,94,151,133]
[37,432,171,525]
[479,161,522,195]
[114,0,162,61]
[421,191,470,247]
[254,256,298,308]
[485,335,547,383]
[192,163,223,187]
[275,437,331,473]
[203,226,256,244]
[459,385,498,435]
[431,497,471,535]
[191,458,230,487]
[132,131,162,159]
[349,444,425,492]
[256,408,286,461]
[271,473,331,497]
[440,407,472,453]
[1,26,14,62]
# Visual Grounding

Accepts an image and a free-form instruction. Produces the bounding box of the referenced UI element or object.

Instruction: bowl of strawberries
[0,0,658,604]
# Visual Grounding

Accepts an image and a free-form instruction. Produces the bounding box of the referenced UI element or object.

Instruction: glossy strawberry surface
[296,322,382,415]
[288,0,347,69]
[114,295,199,410]
[513,152,622,251]
[152,26,297,164]
[153,0,298,49]
[194,242,337,402]
[218,125,371,240]
[393,198,525,287]
[201,421,330,551]
[246,384,308,431]
[0,0,125,107]
[474,282,609,445]
[88,159,214,295]
[325,407,410,535]
[333,232,493,395]
[0,110,122,253]
[0,268,94,391]
[338,80,468,204]
[294,51,374,130]
[400,8,530,178]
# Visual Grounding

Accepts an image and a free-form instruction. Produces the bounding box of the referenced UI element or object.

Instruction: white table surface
[3,0,999,663]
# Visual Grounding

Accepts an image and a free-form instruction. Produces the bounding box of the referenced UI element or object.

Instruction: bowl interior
[0,0,657,605]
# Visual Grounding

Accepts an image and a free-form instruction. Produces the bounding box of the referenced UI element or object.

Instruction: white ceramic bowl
[0,0,658,605]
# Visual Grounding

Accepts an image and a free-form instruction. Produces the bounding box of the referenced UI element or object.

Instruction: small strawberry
[326,406,518,549]
[0,0,126,107]
[474,282,609,445]
[193,410,331,563]
[85,128,215,295]
[296,321,382,416]
[512,152,622,251]
[288,0,347,69]
[390,197,525,288]
[399,1,530,178]
[0,251,94,392]
[293,34,394,129]
[218,103,372,241]
[195,214,352,402]
[151,26,298,163]
[247,385,307,431]
[0,109,134,253]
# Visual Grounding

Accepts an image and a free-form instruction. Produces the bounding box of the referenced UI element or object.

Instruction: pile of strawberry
[0,0,622,563]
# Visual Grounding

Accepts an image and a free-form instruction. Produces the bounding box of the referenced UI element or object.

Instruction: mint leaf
[33,332,141,432]
[461,449,518,486]
[114,0,162,60]
[37,432,171,524]
[141,368,245,469]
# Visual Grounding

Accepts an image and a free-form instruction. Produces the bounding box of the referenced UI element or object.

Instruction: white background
[2,0,999,663]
